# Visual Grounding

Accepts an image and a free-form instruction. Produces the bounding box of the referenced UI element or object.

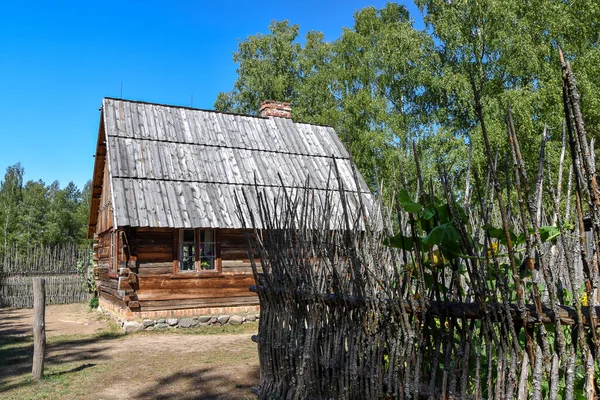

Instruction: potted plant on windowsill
[200,260,212,270]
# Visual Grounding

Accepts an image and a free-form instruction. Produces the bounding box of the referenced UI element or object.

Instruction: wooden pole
[32,277,46,380]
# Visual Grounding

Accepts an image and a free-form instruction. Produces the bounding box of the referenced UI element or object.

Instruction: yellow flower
[487,242,499,258]
[431,250,444,266]
[581,292,589,306]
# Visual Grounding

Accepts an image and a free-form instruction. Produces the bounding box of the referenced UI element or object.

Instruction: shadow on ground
[0,332,120,392]
[0,308,33,337]
[133,366,259,400]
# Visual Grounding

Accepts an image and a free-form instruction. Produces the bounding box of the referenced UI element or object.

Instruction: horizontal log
[99,278,118,290]
[136,245,172,253]
[139,274,255,290]
[136,227,173,233]
[100,292,127,309]
[221,251,252,261]
[137,261,173,268]
[249,286,598,326]
[136,252,172,262]
[117,277,133,291]
[137,267,173,276]
[138,296,259,311]
[128,301,140,308]
[221,266,253,274]
[99,285,124,300]
[136,234,173,243]
[136,287,257,301]
[136,261,174,276]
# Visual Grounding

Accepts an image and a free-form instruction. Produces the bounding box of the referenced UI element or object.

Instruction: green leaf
[541,380,549,396]
[483,224,524,246]
[563,289,573,304]
[562,221,575,231]
[514,232,526,246]
[384,233,414,251]
[398,189,422,214]
[435,204,450,223]
[422,205,436,220]
[483,224,505,240]
[423,222,461,256]
[539,225,561,243]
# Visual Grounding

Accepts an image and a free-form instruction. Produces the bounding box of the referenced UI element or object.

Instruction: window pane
[201,230,214,242]
[200,243,215,257]
[183,229,195,243]
[180,243,195,271]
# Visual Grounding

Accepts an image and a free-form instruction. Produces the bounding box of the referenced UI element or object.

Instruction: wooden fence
[239,57,600,399]
[0,244,92,308]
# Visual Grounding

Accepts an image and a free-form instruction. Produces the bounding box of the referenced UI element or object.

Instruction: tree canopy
[216,1,600,200]
[0,162,91,251]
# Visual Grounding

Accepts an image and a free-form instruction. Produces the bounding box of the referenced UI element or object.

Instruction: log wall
[94,230,126,309]
[95,227,259,313]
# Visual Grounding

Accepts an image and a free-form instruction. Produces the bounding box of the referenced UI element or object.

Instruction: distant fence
[0,244,92,308]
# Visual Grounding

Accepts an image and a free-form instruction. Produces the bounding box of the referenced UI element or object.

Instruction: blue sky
[0,1,423,190]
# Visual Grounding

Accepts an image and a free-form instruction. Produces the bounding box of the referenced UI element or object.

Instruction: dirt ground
[0,303,111,337]
[0,303,259,399]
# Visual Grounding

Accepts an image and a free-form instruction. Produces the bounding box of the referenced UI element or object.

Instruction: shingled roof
[88,98,373,235]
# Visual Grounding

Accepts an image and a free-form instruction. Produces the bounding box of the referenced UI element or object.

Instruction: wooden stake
[32,278,46,381]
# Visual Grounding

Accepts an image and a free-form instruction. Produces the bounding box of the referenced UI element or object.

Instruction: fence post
[32,277,46,380]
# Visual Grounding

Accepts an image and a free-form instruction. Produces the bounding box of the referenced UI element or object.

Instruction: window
[180,229,196,271]
[177,229,219,273]
[199,230,216,270]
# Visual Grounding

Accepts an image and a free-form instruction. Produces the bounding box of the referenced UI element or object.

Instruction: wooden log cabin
[87,98,372,321]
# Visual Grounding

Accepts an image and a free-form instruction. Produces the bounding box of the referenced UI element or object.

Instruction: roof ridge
[102,97,335,129]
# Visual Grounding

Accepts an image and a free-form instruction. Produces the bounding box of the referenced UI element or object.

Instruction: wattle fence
[239,56,600,399]
[0,244,92,308]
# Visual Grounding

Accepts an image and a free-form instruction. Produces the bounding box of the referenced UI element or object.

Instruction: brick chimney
[260,100,292,119]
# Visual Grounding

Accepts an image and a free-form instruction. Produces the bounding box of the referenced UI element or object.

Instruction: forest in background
[216,0,600,204]
[0,162,91,252]
[3,0,600,252]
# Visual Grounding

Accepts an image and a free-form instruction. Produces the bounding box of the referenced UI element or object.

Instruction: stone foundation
[98,297,260,333]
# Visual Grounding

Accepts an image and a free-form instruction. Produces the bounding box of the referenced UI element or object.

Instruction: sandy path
[0,304,259,399]
[0,303,111,337]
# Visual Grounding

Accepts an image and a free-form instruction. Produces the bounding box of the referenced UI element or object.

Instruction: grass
[0,322,259,400]
[0,328,121,399]
[167,322,258,335]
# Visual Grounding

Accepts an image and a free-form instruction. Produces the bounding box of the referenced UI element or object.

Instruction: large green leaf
[398,189,422,214]
[435,204,450,223]
[384,233,414,251]
[422,205,436,220]
[483,224,525,246]
[423,222,461,255]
